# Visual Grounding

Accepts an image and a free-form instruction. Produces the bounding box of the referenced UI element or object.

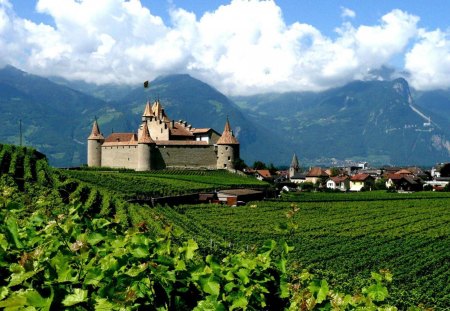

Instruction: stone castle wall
[154,145,218,169]
[100,144,218,170]
[102,145,138,169]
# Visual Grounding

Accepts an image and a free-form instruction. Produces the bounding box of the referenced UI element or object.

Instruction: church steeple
[289,153,300,178]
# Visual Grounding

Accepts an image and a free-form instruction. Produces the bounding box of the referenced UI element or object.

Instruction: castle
[87,100,239,170]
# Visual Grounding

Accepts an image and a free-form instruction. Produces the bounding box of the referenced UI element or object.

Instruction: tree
[253,161,267,170]
[439,163,450,177]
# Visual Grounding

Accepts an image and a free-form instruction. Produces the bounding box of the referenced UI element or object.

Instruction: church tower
[216,118,240,170]
[289,153,300,178]
[137,121,155,171]
[87,120,104,167]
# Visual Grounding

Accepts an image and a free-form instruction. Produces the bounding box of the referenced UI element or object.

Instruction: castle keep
[87,100,239,170]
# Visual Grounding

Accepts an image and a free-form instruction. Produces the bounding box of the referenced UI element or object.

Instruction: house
[290,172,306,184]
[386,173,423,192]
[255,170,273,182]
[305,167,329,185]
[217,189,264,206]
[326,176,350,191]
[349,173,375,191]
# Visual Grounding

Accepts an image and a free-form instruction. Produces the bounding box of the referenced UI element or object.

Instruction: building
[87,100,240,171]
[305,167,329,185]
[349,173,375,191]
[326,176,350,191]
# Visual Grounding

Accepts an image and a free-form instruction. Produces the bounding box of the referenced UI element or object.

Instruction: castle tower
[87,120,104,167]
[137,121,155,171]
[289,153,300,178]
[216,118,240,170]
[142,100,154,122]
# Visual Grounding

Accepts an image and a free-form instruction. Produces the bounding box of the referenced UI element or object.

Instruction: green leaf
[185,239,198,260]
[194,299,226,311]
[363,283,388,301]
[317,280,329,304]
[24,289,53,309]
[131,247,148,258]
[9,269,42,287]
[62,288,88,306]
[175,259,186,271]
[92,218,111,229]
[236,268,250,285]
[5,216,23,249]
[199,276,220,296]
[371,272,382,283]
[230,295,248,310]
[0,291,27,309]
[87,233,105,246]
[0,234,9,251]
[95,298,116,311]
[0,286,9,301]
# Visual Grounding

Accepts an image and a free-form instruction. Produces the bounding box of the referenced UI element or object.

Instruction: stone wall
[102,145,138,169]
[155,145,218,169]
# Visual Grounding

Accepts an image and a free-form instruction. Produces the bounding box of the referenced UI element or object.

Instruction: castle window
[224,163,227,168]
[226,147,229,150]
[228,156,231,161]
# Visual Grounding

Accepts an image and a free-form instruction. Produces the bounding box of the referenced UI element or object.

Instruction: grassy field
[148,192,450,309]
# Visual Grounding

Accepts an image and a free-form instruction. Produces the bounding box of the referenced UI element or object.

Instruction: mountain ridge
[1,65,450,167]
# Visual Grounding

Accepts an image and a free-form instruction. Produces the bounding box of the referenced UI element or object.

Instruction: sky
[1,0,450,95]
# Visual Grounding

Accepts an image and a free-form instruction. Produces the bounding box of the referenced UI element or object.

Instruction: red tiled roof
[88,120,104,140]
[103,133,138,146]
[217,119,239,145]
[139,122,155,144]
[330,176,349,183]
[351,173,373,181]
[155,140,209,146]
[395,169,412,175]
[170,122,194,137]
[193,128,212,134]
[306,167,329,177]
[256,170,272,178]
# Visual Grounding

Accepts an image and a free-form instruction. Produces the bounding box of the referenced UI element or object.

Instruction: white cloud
[0,0,448,94]
[405,29,450,90]
[341,7,356,19]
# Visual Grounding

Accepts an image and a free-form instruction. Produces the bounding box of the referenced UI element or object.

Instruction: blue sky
[2,0,450,95]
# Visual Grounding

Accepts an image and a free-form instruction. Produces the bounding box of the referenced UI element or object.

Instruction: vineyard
[1,143,402,310]
[2,143,449,309]
[155,197,450,309]
[59,168,267,200]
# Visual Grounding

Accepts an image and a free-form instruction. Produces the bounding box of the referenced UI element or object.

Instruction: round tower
[87,120,104,167]
[137,121,155,171]
[216,118,240,170]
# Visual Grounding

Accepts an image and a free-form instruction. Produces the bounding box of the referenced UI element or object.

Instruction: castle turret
[216,118,240,169]
[142,100,154,122]
[289,153,300,178]
[87,120,104,167]
[137,121,155,171]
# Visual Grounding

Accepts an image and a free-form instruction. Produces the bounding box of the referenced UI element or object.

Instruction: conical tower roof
[217,118,239,145]
[291,153,299,169]
[88,120,104,140]
[139,121,155,144]
[152,99,162,117]
[142,100,154,117]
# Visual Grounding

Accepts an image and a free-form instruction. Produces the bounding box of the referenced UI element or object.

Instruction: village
[245,154,450,193]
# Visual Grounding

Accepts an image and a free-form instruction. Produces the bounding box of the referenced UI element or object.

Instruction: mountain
[1,65,450,167]
[112,74,291,165]
[0,66,126,166]
[234,78,450,166]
